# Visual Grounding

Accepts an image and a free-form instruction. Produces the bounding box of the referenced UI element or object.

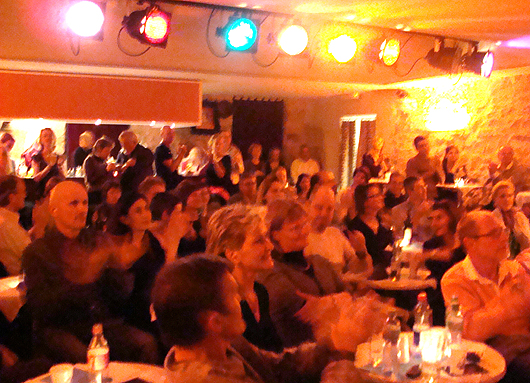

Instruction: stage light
[224,17,259,52]
[278,25,308,56]
[66,1,104,37]
[329,34,357,63]
[379,38,400,66]
[123,4,171,48]
[426,41,462,73]
[462,51,494,77]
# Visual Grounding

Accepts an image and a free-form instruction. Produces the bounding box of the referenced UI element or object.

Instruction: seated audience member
[73,131,95,169]
[116,130,154,195]
[338,167,370,224]
[442,145,467,184]
[257,199,345,347]
[423,171,442,202]
[384,171,406,209]
[0,132,16,174]
[405,136,441,179]
[490,145,530,193]
[91,180,121,231]
[346,184,393,278]
[207,204,283,352]
[0,176,31,276]
[22,181,159,364]
[421,200,466,325]
[291,144,320,183]
[173,179,210,257]
[264,147,285,176]
[296,173,311,204]
[391,176,433,242]
[516,192,530,222]
[256,173,286,206]
[491,181,530,257]
[307,171,337,199]
[107,193,166,332]
[306,186,372,278]
[441,211,530,382]
[31,128,65,200]
[228,171,258,205]
[155,126,187,191]
[150,192,193,263]
[154,256,385,383]
[29,176,65,240]
[361,137,387,179]
[83,136,116,206]
[137,176,166,206]
[244,143,266,180]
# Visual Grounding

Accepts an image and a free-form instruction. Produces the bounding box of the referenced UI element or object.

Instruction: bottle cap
[92,323,103,335]
[417,292,427,301]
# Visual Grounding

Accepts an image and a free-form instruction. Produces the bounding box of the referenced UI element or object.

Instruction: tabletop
[26,362,168,383]
[0,274,25,322]
[355,334,506,383]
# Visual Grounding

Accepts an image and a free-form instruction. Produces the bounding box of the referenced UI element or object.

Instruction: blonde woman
[31,128,65,199]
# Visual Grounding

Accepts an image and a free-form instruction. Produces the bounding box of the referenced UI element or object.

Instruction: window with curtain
[338,115,376,190]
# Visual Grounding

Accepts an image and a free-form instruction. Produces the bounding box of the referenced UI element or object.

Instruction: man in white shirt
[291,144,320,183]
[306,186,372,277]
[0,175,30,275]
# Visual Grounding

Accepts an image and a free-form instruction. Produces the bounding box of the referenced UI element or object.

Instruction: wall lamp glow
[278,25,308,56]
[329,34,357,63]
[66,1,105,37]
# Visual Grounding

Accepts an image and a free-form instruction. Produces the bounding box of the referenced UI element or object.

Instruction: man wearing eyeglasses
[442,210,530,381]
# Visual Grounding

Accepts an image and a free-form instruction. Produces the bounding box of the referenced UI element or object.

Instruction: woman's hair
[93,136,114,154]
[79,131,95,149]
[442,145,457,174]
[431,199,460,234]
[0,175,19,206]
[207,204,265,257]
[267,198,306,250]
[107,192,148,235]
[256,173,282,204]
[354,183,382,216]
[295,173,310,195]
[38,128,56,149]
[491,180,515,204]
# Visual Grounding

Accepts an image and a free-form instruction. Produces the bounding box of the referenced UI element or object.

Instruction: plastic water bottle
[412,292,432,358]
[87,323,109,383]
[446,296,464,345]
[382,311,401,375]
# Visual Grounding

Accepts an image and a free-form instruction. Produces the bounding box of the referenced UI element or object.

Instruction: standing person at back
[290,144,320,184]
[154,126,186,191]
[116,130,154,195]
[405,136,441,179]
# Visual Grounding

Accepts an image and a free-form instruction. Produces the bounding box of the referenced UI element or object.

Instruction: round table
[26,362,168,383]
[355,335,506,383]
[362,277,437,291]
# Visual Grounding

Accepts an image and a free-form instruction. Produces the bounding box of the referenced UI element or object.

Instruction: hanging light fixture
[65,1,105,37]
[379,38,401,66]
[462,50,494,77]
[123,4,172,48]
[426,39,462,73]
[278,25,308,56]
[329,34,357,63]
[219,16,259,52]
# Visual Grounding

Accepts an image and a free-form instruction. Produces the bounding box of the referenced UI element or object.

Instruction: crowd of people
[1,128,530,382]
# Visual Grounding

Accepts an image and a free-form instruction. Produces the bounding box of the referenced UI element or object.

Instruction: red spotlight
[123,4,171,48]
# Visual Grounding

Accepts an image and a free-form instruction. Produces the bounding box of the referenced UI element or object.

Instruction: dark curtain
[231,99,284,161]
[357,120,376,167]
[65,123,129,168]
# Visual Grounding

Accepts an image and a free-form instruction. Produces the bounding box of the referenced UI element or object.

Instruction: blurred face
[309,188,335,232]
[106,187,121,205]
[411,179,427,201]
[161,127,174,144]
[388,175,404,196]
[494,186,514,212]
[230,222,274,272]
[40,129,54,149]
[498,147,514,166]
[239,176,257,199]
[99,146,113,160]
[50,183,88,236]
[273,215,310,253]
[3,139,14,152]
[122,198,152,232]
[446,147,459,163]
[416,139,429,156]
[300,176,311,192]
[217,273,246,341]
[265,181,284,204]
[251,145,262,159]
[186,187,210,213]
[270,148,280,161]
[365,186,384,213]
[120,137,137,154]
[276,168,287,185]
[466,215,509,264]
[353,171,368,186]
[215,133,231,155]
[429,209,451,237]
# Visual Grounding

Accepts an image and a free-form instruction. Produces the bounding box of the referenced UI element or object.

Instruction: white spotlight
[66,1,104,37]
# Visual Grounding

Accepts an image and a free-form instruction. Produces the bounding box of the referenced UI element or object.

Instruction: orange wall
[0,71,201,124]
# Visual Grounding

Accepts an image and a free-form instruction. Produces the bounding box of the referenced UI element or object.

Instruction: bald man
[154,126,186,190]
[22,181,159,364]
[491,145,530,193]
[116,130,154,194]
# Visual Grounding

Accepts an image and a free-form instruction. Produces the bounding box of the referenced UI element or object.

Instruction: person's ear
[200,311,223,335]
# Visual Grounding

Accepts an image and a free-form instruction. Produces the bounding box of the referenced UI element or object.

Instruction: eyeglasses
[470,227,509,239]
[367,193,382,199]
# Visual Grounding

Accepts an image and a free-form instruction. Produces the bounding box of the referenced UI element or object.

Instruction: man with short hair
[491,145,529,193]
[228,171,257,205]
[138,176,166,206]
[0,175,30,275]
[23,181,159,364]
[384,171,406,209]
[154,126,186,191]
[391,176,432,241]
[290,144,320,184]
[442,211,530,381]
[153,256,381,383]
[405,136,441,179]
[117,130,154,194]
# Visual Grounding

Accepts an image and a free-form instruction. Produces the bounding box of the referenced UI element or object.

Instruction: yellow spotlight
[379,38,400,66]
[278,25,308,56]
[329,35,357,63]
